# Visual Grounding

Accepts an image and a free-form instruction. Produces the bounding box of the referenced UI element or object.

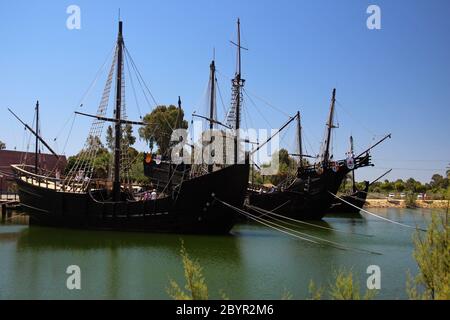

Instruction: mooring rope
[246,204,373,238]
[329,191,427,232]
[216,197,381,255]
[1,211,27,222]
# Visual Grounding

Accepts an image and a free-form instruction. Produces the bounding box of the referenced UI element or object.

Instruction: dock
[1,193,21,220]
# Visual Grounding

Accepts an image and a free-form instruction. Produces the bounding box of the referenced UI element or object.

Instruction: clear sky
[1,0,449,183]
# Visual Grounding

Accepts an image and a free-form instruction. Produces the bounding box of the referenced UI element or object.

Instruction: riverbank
[365,199,450,209]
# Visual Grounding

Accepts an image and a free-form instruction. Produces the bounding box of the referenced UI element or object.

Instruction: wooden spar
[369,169,393,186]
[231,18,246,164]
[296,111,303,168]
[192,114,231,129]
[323,88,336,166]
[290,153,315,158]
[35,101,39,173]
[249,114,297,156]
[234,19,241,164]
[8,108,59,159]
[113,20,124,202]
[350,135,356,192]
[74,111,146,126]
[355,133,391,159]
[208,60,216,173]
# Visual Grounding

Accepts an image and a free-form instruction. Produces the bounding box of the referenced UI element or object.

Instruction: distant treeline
[343,172,450,199]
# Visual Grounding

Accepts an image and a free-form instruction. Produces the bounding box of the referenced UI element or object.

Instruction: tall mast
[232,18,245,164]
[35,100,39,174]
[350,135,356,192]
[323,88,336,166]
[208,60,216,173]
[296,111,303,169]
[113,21,124,201]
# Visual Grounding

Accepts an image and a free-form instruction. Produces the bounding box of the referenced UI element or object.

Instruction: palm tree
[0,140,5,150]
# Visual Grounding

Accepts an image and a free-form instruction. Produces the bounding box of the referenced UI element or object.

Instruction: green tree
[106,126,114,151]
[139,105,188,157]
[407,213,450,300]
[380,179,394,193]
[92,149,111,178]
[106,124,136,152]
[0,140,5,150]
[128,152,150,184]
[309,268,377,300]
[405,178,418,193]
[394,179,405,192]
[167,241,209,300]
[65,135,111,178]
[430,174,444,190]
[264,149,298,186]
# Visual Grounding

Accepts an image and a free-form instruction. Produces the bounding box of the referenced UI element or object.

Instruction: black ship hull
[248,168,348,220]
[328,183,369,214]
[13,164,249,234]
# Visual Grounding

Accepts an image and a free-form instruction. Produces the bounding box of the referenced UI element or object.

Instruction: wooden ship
[247,89,391,220]
[10,21,249,234]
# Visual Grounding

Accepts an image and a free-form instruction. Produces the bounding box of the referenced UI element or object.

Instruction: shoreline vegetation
[364,199,450,209]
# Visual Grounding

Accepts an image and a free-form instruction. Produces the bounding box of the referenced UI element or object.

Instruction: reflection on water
[0,208,438,299]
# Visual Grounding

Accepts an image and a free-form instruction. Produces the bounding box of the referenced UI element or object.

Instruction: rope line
[247,204,373,238]
[216,197,381,255]
[329,191,427,232]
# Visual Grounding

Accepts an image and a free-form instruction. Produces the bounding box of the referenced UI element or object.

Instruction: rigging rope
[243,88,291,118]
[246,204,373,238]
[63,44,119,191]
[328,191,427,232]
[216,197,381,255]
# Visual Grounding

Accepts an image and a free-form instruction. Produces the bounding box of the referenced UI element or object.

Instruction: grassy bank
[365,199,450,209]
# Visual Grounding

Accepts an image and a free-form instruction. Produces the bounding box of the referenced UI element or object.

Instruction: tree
[394,179,405,192]
[407,213,450,300]
[405,178,418,193]
[380,179,394,193]
[128,152,150,183]
[65,135,110,178]
[123,124,136,148]
[309,268,377,300]
[106,124,136,152]
[430,174,444,189]
[106,126,114,151]
[139,105,188,157]
[263,149,297,186]
[0,140,5,150]
[167,241,210,300]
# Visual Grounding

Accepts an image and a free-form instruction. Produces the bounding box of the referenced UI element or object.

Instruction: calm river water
[0,208,440,299]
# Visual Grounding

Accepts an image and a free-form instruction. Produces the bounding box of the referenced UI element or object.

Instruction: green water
[0,208,439,299]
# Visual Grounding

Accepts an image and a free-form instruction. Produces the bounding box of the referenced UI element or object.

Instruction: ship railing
[11,164,65,191]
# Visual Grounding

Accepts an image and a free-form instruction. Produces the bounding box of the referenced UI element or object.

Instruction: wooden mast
[350,135,356,192]
[208,60,216,173]
[35,100,39,174]
[233,18,244,164]
[323,88,336,167]
[296,111,303,169]
[113,21,124,201]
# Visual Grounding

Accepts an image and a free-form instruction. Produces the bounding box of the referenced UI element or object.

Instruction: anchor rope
[246,204,373,238]
[216,197,381,255]
[329,191,427,232]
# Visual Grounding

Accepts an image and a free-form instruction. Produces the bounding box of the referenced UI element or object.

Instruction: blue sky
[1,0,449,182]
